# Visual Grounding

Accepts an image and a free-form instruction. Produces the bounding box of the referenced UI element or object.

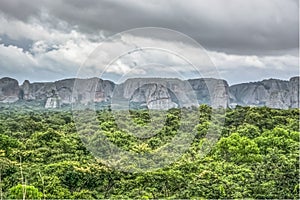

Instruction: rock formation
[129,83,180,110]
[18,77,115,108]
[229,77,299,109]
[289,76,300,108]
[0,76,299,109]
[71,78,114,105]
[188,78,229,108]
[45,97,60,109]
[113,78,199,110]
[0,77,20,103]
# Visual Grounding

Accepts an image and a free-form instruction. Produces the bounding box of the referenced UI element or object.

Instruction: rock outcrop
[45,97,60,109]
[129,83,180,110]
[188,78,229,108]
[0,76,299,109]
[229,77,299,109]
[289,77,300,108]
[20,80,57,101]
[0,77,20,103]
[19,77,115,108]
[113,78,199,110]
[71,78,114,105]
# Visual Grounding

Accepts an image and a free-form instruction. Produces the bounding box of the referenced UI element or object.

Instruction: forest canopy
[0,105,299,199]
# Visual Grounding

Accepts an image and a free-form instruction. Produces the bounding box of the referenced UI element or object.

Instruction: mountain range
[0,76,299,109]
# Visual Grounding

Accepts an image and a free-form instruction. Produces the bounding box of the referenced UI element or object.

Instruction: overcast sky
[0,0,298,85]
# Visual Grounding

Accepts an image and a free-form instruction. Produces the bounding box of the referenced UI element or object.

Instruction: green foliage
[214,132,262,163]
[7,184,42,199]
[0,106,298,199]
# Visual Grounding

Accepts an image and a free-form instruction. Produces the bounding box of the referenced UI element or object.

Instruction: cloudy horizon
[0,0,299,85]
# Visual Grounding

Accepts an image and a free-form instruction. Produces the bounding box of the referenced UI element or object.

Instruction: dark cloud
[0,0,40,20]
[0,0,298,55]
[0,34,33,51]
[0,0,298,84]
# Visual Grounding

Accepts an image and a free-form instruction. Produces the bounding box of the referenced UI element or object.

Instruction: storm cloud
[0,0,298,54]
[0,0,298,84]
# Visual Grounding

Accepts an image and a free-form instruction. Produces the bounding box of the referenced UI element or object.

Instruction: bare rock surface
[0,76,299,109]
[0,77,20,103]
[229,77,299,109]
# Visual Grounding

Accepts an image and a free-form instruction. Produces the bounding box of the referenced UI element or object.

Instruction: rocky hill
[0,76,299,109]
[229,77,299,109]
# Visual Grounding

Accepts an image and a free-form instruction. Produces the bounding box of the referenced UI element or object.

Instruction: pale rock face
[129,83,179,110]
[20,80,32,100]
[148,99,178,110]
[0,77,20,103]
[115,78,229,109]
[188,78,229,108]
[289,77,299,108]
[266,90,289,109]
[0,76,298,109]
[113,78,198,109]
[72,78,114,105]
[20,81,57,101]
[55,79,75,104]
[229,77,299,109]
[45,97,60,108]
[19,77,115,107]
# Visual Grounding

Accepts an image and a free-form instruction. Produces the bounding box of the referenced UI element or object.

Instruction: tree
[214,133,262,164]
[7,184,42,200]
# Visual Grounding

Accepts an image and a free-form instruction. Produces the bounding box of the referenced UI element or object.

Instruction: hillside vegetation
[0,106,299,199]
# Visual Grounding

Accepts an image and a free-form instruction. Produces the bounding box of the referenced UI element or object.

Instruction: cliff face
[0,77,20,103]
[289,77,300,108]
[114,78,199,109]
[229,77,299,109]
[19,78,115,108]
[129,83,180,110]
[188,78,229,108]
[0,76,299,109]
[65,78,114,105]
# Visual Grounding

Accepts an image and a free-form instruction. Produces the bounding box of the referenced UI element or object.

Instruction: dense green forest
[0,105,299,199]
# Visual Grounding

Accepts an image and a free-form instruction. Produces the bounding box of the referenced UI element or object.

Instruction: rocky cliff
[18,77,115,107]
[0,76,299,109]
[128,83,180,110]
[0,77,20,103]
[229,77,299,109]
[188,78,229,108]
[113,78,199,110]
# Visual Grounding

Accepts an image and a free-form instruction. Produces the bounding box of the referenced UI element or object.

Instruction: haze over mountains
[0,76,299,110]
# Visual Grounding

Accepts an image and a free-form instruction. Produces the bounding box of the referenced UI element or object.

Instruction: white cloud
[208,51,298,71]
[0,0,298,55]
[0,44,36,69]
[0,14,298,85]
[0,15,103,82]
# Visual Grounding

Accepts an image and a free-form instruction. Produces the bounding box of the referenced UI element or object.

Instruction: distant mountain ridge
[0,76,299,109]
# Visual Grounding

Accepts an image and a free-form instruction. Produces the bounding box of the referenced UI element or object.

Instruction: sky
[0,0,298,85]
